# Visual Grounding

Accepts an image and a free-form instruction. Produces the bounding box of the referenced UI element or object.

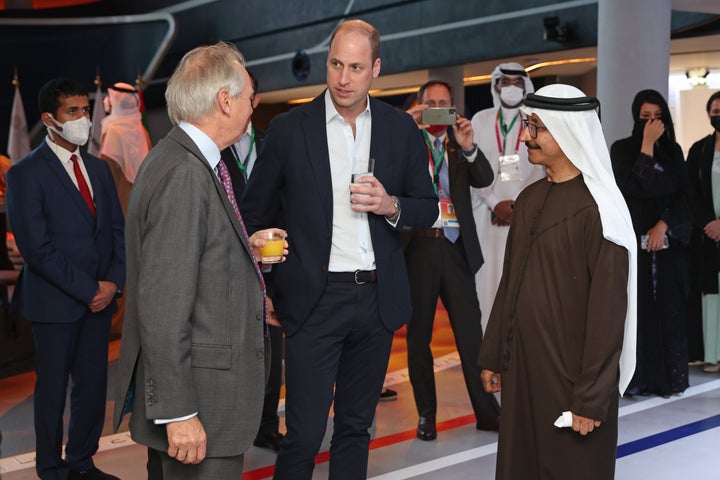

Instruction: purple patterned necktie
[217,158,268,334]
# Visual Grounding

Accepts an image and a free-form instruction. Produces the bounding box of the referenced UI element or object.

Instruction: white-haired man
[114,42,286,479]
[478,84,637,480]
[470,63,545,331]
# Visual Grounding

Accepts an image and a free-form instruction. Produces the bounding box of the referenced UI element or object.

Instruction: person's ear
[40,112,55,127]
[218,89,231,115]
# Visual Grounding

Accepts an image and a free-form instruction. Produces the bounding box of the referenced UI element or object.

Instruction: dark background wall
[0,0,716,152]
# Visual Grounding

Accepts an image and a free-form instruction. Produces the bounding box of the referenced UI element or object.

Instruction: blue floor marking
[617,414,720,458]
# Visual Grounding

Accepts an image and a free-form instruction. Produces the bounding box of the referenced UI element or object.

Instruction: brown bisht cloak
[478,175,629,480]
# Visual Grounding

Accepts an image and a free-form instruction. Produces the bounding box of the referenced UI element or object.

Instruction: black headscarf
[630,89,676,145]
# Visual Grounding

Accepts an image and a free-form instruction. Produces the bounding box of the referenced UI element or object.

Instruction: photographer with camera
[403,80,499,441]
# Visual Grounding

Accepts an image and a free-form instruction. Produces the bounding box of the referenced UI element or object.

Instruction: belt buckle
[353,270,367,285]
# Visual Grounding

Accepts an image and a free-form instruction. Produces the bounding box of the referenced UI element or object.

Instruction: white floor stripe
[3,364,718,476]
[366,378,720,479]
[368,443,499,480]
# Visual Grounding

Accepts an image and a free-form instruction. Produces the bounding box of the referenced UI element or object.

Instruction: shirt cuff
[462,143,478,162]
[154,412,198,425]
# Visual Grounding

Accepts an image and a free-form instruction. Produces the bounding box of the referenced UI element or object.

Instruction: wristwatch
[462,143,478,157]
[387,195,401,223]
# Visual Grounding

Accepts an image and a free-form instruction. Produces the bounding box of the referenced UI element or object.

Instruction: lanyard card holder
[498,154,522,182]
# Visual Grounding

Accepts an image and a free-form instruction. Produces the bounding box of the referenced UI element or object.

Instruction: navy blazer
[6,141,125,323]
[241,93,438,335]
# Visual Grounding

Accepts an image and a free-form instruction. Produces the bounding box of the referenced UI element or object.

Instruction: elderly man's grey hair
[166,42,246,125]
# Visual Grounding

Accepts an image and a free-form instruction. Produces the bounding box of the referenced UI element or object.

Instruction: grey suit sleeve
[136,162,209,420]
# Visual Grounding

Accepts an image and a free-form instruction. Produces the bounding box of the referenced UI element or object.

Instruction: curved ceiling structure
[0,0,718,150]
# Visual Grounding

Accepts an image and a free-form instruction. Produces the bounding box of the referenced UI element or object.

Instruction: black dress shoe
[416,416,437,441]
[379,388,398,401]
[476,416,500,432]
[68,467,121,480]
[253,431,284,452]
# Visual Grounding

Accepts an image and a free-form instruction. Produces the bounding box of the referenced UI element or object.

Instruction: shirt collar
[324,89,371,124]
[425,131,447,143]
[45,136,81,165]
[178,121,221,171]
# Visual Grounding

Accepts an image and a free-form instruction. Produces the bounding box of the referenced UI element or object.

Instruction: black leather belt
[328,270,377,284]
[413,228,445,239]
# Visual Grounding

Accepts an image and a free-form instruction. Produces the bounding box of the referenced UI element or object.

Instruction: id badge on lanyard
[440,198,458,227]
[498,154,522,182]
[496,110,523,183]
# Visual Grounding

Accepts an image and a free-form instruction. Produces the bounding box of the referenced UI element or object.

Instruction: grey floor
[2,360,720,479]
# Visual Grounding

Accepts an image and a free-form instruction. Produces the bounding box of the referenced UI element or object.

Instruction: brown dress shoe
[416,416,437,441]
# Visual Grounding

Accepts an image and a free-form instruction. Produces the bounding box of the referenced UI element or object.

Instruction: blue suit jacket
[241,93,438,335]
[6,141,125,323]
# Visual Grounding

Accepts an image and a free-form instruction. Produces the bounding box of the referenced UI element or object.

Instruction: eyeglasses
[498,76,524,88]
[521,118,548,139]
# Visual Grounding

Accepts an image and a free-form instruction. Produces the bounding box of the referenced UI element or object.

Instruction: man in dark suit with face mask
[7,77,125,480]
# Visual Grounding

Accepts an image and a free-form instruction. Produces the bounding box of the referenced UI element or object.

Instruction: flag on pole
[7,71,31,164]
[88,71,105,156]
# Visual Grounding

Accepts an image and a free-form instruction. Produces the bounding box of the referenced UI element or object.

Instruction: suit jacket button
[326,231,332,239]
[321,264,327,273]
[256,350,264,359]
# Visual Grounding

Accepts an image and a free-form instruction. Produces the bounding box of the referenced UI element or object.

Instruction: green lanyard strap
[422,130,446,193]
[235,124,255,176]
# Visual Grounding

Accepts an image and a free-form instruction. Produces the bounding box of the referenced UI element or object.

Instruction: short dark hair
[707,91,720,113]
[418,80,453,105]
[248,70,259,94]
[38,78,88,116]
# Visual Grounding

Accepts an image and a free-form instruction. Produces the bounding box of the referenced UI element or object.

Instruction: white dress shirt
[324,90,376,272]
[231,122,257,179]
[45,137,94,198]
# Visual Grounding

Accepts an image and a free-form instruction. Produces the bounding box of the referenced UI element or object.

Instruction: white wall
[669,70,720,156]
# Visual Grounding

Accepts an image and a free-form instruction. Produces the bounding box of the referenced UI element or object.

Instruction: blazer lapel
[42,145,95,225]
[302,95,333,230]
[369,97,391,185]
[700,135,715,205]
[169,127,255,261]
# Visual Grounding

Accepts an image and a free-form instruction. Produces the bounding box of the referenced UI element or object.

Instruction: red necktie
[70,154,96,217]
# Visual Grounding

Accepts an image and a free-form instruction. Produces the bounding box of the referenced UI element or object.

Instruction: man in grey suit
[114,42,286,479]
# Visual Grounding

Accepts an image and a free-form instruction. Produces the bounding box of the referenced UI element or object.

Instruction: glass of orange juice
[258,231,285,264]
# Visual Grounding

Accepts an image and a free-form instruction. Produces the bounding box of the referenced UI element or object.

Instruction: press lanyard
[495,110,521,155]
[422,130,446,193]
[234,125,255,177]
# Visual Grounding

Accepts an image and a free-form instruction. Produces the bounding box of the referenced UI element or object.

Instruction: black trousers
[273,281,393,480]
[256,324,284,437]
[405,236,500,422]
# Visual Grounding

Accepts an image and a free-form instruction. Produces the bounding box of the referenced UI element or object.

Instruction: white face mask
[46,115,92,146]
[500,85,524,107]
